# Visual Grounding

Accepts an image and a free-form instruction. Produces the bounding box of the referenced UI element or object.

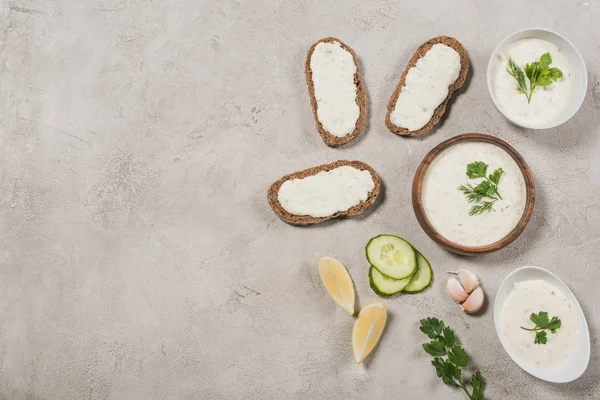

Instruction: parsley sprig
[420,318,484,400]
[506,52,563,104]
[458,161,504,216]
[520,311,562,345]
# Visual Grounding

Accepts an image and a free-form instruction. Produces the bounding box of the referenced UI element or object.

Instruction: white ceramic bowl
[486,28,587,129]
[493,266,590,383]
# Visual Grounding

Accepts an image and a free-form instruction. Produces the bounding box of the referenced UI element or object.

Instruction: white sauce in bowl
[310,41,360,137]
[278,166,374,217]
[390,44,461,131]
[491,38,572,127]
[422,141,526,247]
[499,280,579,368]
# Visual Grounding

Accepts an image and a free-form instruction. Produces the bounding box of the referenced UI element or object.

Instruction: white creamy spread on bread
[390,44,461,131]
[499,280,578,368]
[422,141,526,246]
[310,41,360,137]
[278,166,374,217]
[491,38,572,127]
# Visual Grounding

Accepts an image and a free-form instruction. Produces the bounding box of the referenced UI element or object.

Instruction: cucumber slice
[365,235,417,279]
[369,266,414,297]
[403,251,433,293]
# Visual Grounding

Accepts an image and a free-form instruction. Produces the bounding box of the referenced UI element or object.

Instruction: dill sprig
[506,57,528,100]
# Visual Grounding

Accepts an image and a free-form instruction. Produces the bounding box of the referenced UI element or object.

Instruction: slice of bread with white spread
[386,36,469,136]
[305,38,366,147]
[267,160,380,225]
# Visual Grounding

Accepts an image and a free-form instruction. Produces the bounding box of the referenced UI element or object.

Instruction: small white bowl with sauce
[487,28,587,129]
[494,266,590,382]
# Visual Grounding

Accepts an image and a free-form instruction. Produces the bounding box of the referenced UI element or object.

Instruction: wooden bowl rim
[412,133,535,255]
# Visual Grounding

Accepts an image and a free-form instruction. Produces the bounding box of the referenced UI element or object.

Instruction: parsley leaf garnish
[488,168,504,185]
[506,52,563,103]
[448,345,469,367]
[458,161,504,216]
[466,161,488,179]
[471,371,483,400]
[534,330,548,345]
[520,311,562,345]
[442,326,455,348]
[530,311,549,326]
[423,340,446,356]
[420,318,484,399]
[420,317,445,339]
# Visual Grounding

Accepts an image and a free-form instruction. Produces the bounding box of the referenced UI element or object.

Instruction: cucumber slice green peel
[366,234,434,297]
[369,251,433,297]
[365,235,417,280]
[369,266,414,297]
[403,251,433,294]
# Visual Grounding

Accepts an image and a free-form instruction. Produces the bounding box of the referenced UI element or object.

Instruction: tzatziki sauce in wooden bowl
[412,133,535,255]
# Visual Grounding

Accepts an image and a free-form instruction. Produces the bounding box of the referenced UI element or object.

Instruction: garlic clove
[447,277,468,303]
[460,286,485,314]
[455,269,479,293]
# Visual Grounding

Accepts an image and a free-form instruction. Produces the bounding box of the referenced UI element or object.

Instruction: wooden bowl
[412,133,535,255]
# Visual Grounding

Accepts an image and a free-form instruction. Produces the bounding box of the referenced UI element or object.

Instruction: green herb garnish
[506,52,563,104]
[420,318,484,400]
[520,311,562,345]
[458,161,504,216]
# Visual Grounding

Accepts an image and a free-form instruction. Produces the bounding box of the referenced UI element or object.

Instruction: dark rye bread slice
[267,160,380,225]
[305,38,366,147]
[385,36,469,137]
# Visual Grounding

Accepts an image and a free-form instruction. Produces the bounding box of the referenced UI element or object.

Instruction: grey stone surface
[1,0,599,399]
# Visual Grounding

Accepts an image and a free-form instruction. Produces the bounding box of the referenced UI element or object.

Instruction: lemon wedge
[318,256,356,316]
[352,302,387,364]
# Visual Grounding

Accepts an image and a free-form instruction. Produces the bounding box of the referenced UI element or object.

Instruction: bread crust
[305,38,366,147]
[385,36,469,137]
[267,160,381,225]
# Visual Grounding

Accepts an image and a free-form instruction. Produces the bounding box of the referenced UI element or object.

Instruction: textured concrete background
[1,0,599,399]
